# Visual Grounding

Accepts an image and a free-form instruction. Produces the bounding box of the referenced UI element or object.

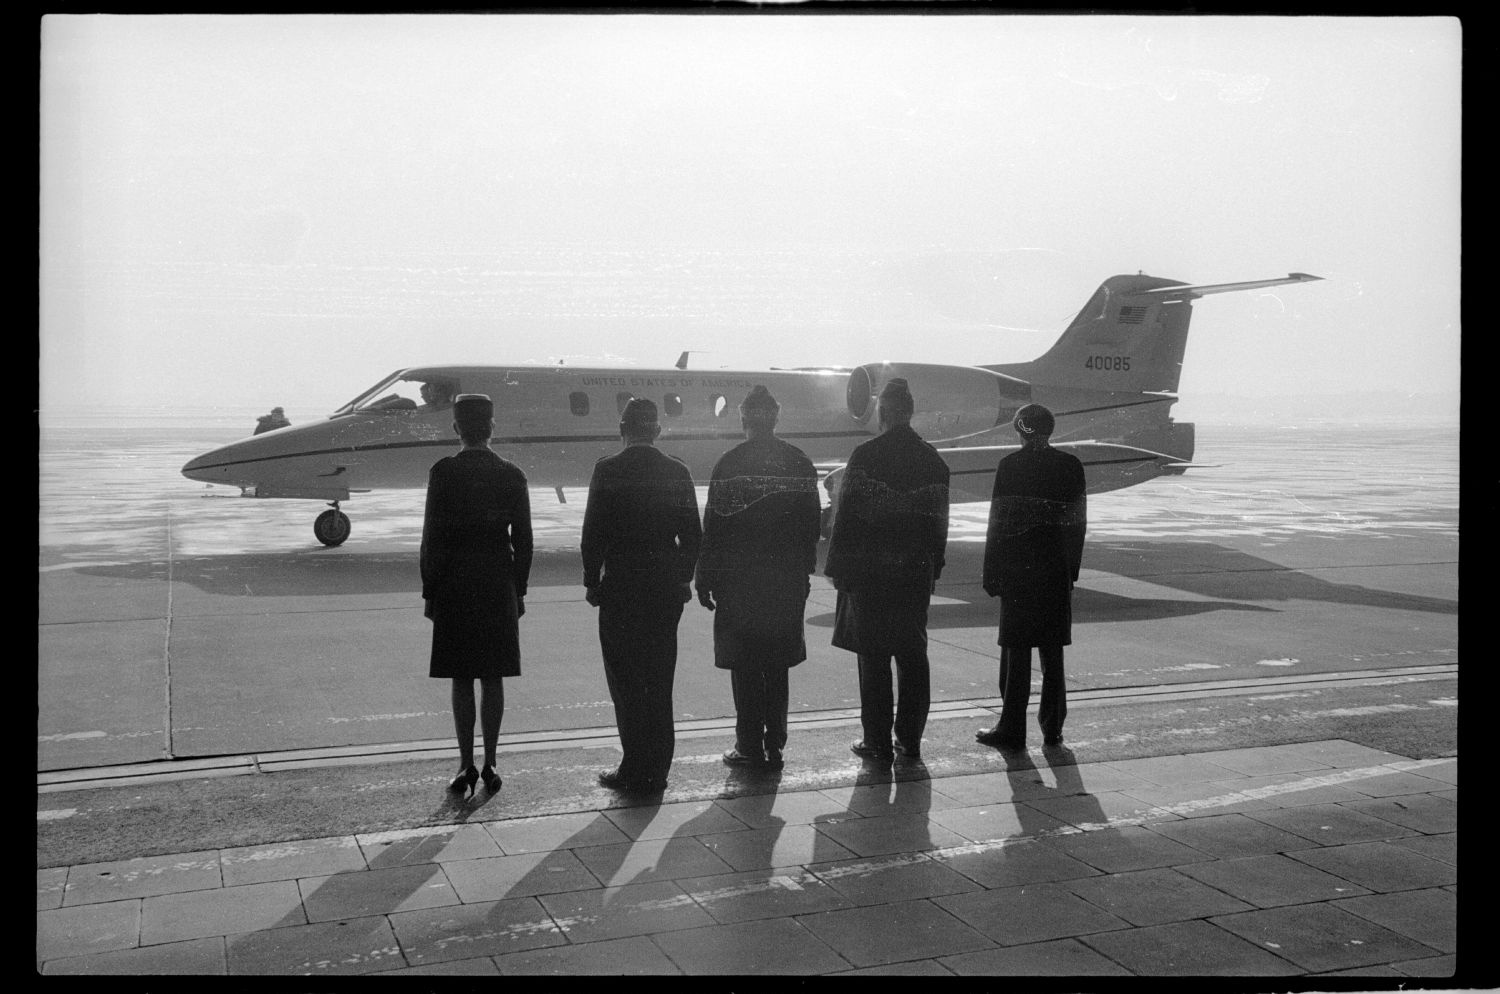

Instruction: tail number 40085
[1085,355,1131,371]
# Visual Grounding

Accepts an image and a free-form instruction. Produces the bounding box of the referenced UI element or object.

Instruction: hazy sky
[40,14,1460,412]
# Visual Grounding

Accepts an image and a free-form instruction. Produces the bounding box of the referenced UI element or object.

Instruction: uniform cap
[271,407,284,415]
[739,384,780,420]
[620,396,659,432]
[1014,403,1055,437]
[453,393,494,424]
[877,377,914,422]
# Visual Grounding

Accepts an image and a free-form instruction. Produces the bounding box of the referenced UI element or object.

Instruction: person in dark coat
[582,397,703,793]
[696,385,822,769]
[976,403,1086,750]
[824,378,950,763]
[421,394,533,797]
[254,407,290,434]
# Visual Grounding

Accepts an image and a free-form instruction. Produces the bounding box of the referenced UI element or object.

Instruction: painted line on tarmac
[38,664,1455,793]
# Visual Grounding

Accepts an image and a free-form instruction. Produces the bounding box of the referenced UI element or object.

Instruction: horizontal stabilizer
[1125,272,1322,302]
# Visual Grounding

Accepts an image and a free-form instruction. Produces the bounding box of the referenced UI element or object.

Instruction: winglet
[675,351,690,370]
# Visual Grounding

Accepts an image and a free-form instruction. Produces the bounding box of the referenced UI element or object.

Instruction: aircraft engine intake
[846,362,1032,441]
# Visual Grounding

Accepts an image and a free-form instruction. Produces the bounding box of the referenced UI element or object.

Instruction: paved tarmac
[38,723,1463,979]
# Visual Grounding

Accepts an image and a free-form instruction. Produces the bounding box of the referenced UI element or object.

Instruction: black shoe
[480,765,502,792]
[447,765,479,798]
[851,740,894,763]
[722,748,763,767]
[598,769,667,793]
[894,739,921,759]
[975,727,1025,750]
[1043,735,1064,747]
[764,747,784,770]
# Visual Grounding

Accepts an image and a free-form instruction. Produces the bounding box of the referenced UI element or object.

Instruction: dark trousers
[730,664,790,757]
[997,645,1066,743]
[599,600,683,781]
[856,650,930,750]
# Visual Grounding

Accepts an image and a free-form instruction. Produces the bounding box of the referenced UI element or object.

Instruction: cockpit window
[335,373,461,416]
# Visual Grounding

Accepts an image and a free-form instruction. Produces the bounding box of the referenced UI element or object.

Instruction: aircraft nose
[182,443,242,485]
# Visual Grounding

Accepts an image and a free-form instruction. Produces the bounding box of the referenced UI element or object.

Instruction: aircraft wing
[938,440,1197,500]
[1124,272,1322,302]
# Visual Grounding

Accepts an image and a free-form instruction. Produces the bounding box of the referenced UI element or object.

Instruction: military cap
[620,396,659,433]
[1013,403,1055,438]
[453,393,494,425]
[878,377,914,422]
[739,384,780,420]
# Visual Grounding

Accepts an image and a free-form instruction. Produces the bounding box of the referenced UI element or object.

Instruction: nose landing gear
[314,502,352,547]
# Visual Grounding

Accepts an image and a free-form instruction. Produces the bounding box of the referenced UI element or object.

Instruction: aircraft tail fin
[986,272,1321,394]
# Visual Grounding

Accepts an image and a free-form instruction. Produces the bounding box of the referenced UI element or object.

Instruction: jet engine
[846,362,1032,441]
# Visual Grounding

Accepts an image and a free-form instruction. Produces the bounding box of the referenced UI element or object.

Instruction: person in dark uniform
[976,403,1086,751]
[825,378,950,764]
[696,385,822,770]
[254,407,290,434]
[582,397,702,793]
[420,394,533,797]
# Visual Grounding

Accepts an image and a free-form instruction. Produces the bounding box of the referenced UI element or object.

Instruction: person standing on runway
[582,397,702,793]
[421,394,533,797]
[825,378,950,764]
[976,403,1087,751]
[696,385,822,770]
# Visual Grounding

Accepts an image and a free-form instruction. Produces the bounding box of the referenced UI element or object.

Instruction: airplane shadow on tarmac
[79,539,1456,623]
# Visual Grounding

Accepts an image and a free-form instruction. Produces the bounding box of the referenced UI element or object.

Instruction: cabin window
[711,394,728,417]
[616,392,634,414]
[663,394,683,417]
[569,392,590,417]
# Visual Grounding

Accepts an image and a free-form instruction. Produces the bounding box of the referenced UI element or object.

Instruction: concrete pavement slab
[652,917,850,974]
[928,801,1070,843]
[712,788,865,829]
[1244,803,1420,846]
[1338,793,1457,834]
[1335,887,1456,954]
[831,960,957,976]
[38,867,68,911]
[918,770,1032,807]
[680,866,855,924]
[224,915,405,975]
[935,883,1130,947]
[536,880,714,943]
[43,936,226,975]
[356,823,504,865]
[1210,902,1443,972]
[601,798,753,841]
[1418,758,1457,784]
[696,823,857,872]
[1176,852,1373,908]
[493,935,681,975]
[387,897,566,965]
[139,879,304,945]
[569,836,736,887]
[1288,840,1458,892]
[1079,919,1303,976]
[931,837,1101,890]
[1118,774,1313,817]
[1036,824,1215,874]
[439,849,603,903]
[1099,753,1247,786]
[483,809,632,854]
[813,810,971,858]
[220,835,367,886]
[376,956,501,975]
[941,937,1134,976]
[1393,954,1457,977]
[796,897,995,967]
[1274,740,1410,768]
[298,863,459,921]
[62,850,222,906]
[805,852,982,905]
[1060,867,1255,926]
[38,619,170,768]
[1340,768,1455,798]
[1023,789,1181,828]
[1181,744,1336,778]
[1391,831,1456,865]
[1143,811,1320,858]
[818,779,971,818]
[36,899,142,962]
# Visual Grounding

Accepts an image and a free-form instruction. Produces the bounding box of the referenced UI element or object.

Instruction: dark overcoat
[695,436,822,670]
[580,445,702,610]
[824,424,950,655]
[983,444,1087,647]
[421,448,533,678]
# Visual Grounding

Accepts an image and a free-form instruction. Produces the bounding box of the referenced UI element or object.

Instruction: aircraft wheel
[314,508,351,547]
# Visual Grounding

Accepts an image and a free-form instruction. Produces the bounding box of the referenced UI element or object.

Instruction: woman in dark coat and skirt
[421,394,533,797]
[977,404,1086,750]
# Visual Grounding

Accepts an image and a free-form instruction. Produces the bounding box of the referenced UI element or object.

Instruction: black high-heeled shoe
[480,765,502,793]
[447,765,479,798]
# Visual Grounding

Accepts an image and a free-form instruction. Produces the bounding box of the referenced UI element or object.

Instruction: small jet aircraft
[182,271,1321,546]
